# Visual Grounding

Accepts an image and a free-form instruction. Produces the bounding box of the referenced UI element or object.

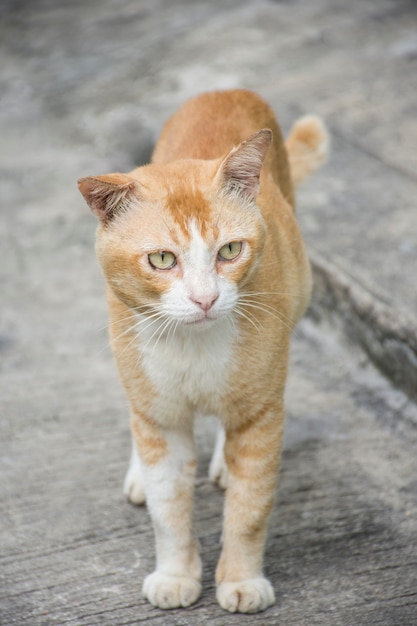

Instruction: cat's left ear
[217,129,272,201]
[78,173,138,223]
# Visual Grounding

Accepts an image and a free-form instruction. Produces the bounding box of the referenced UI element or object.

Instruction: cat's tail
[285,115,329,188]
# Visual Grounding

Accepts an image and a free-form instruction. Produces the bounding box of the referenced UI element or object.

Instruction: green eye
[148,251,176,270]
[218,241,242,261]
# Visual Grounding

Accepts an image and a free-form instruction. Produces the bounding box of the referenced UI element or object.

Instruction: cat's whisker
[141,314,173,353]
[238,290,304,336]
[149,316,176,357]
[114,329,142,360]
[134,311,167,329]
[108,310,163,346]
[238,293,294,312]
[106,303,156,324]
[130,306,168,370]
[96,321,115,334]
[238,299,295,333]
[226,312,238,334]
[238,297,288,314]
[245,303,294,332]
[100,306,160,336]
[109,310,167,361]
[164,317,180,345]
[239,290,301,299]
[109,319,152,360]
[234,305,263,335]
[96,319,140,356]
[166,317,180,343]
[96,313,138,335]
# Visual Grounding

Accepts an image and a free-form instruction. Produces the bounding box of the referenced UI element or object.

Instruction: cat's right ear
[216,129,272,202]
[78,173,138,223]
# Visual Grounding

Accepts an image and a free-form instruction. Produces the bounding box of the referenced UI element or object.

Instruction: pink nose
[191,293,218,312]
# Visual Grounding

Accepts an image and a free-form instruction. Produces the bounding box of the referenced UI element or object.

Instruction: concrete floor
[1,1,417,624]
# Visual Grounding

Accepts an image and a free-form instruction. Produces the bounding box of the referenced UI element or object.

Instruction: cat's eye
[148,251,177,270]
[218,241,243,261]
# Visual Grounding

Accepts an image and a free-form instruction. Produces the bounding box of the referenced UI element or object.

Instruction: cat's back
[152,89,293,207]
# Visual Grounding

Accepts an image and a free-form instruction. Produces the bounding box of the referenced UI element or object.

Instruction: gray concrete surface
[1,1,417,624]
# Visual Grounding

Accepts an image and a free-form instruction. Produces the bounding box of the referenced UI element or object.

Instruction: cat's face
[79,129,272,330]
[95,165,266,329]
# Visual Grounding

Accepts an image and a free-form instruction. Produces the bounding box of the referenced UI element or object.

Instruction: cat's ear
[78,173,138,223]
[217,129,272,201]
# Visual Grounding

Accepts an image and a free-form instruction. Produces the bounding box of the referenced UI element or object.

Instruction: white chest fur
[137,317,236,423]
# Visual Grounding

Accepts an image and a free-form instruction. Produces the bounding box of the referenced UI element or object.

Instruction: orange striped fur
[78,89,328,613]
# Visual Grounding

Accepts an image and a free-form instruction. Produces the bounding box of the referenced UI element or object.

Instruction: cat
[78,89,328,614]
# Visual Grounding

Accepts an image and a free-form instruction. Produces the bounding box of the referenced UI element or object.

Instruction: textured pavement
[1,1,417,624]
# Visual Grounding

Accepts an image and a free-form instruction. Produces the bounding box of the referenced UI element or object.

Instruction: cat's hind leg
[208,421,229,489]
[123,441,146,505]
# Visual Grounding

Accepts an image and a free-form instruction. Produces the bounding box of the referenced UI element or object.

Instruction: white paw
[209,424,229,489]
[216,577,275,613]
[143,571,202,609]
[123,445,146,505]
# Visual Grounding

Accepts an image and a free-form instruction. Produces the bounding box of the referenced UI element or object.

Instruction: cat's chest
[138,320,236,417]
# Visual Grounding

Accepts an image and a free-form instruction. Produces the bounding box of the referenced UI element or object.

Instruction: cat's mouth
[183,314,219,327]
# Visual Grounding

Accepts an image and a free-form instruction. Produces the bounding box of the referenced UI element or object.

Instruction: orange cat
[78,89,328,613]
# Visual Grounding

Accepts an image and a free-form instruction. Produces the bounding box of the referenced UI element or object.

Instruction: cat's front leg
[130,411,202,609]
[216,404,284,613]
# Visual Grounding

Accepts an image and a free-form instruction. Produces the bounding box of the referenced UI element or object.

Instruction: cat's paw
[142,572,202,609]
[123,449,146,505]
[216,577,275,613]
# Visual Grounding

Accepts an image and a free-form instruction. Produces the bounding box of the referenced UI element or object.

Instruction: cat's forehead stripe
[165,186,211,238]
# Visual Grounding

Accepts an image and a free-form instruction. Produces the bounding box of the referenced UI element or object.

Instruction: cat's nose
[191,293,219,312]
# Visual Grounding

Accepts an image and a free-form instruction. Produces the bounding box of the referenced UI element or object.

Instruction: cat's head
[78,129,271,329]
